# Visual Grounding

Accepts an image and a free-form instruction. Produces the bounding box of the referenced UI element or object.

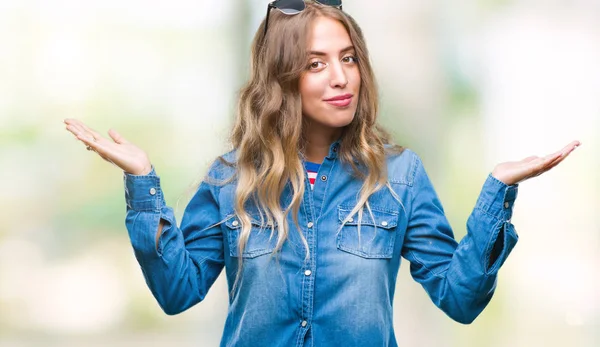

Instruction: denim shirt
[123,144,519,347]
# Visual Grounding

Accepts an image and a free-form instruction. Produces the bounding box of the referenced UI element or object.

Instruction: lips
[324,94,353,107]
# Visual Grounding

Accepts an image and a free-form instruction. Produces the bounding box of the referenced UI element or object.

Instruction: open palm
[491,141,580,186]
[64,118,152,176]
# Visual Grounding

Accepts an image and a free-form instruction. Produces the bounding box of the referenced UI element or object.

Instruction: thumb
[108,129,129,144]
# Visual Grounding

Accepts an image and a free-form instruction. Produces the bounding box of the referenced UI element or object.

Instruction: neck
[303,121,341,164]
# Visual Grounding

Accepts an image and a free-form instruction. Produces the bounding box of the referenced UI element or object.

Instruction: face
[299,16,361,136]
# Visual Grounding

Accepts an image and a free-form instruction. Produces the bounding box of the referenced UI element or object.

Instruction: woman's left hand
[491,140,581,186]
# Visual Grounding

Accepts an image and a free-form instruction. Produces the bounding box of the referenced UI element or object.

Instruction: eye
[309,61,326,70]
[342,55,358,64]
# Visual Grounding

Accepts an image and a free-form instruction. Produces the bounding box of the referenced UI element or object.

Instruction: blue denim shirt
[123,144,518,347]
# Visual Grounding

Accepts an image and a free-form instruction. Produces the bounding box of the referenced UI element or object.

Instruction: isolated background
[0,0,598,346]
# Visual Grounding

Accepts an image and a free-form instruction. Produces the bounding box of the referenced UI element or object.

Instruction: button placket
[299,198,316,336]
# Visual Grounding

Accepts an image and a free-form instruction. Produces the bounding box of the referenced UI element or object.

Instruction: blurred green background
[0,0,598,346]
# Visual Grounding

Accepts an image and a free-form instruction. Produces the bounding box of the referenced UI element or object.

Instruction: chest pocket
[225,216,277,259]
[337,206,399,259]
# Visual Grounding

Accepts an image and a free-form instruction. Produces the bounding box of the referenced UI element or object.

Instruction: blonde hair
[220,1,403,291]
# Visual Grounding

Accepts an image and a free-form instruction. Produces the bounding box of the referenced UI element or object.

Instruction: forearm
[405,171,519,324]
[123,170,224,315]
[126,208,204,314]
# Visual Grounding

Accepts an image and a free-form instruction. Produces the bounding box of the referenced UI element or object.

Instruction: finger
[560,141,580,158]
[524,154,556,178]
[543,149,563,162]
[552,140,581,158]
[65,123,80,137]
[545,157,563,172]
[64,118,90,131]
[523,141,581,179]
[532,156,565,178]
[536,144,578,176]
[548,142,579,168]
[108,129,130,144]
[64,118,87,127]
[66,122,94,142]
[78,122,105,143]
[564,140,581,149]
[545,153,565,170]
[66,119,104,143]
[77,132,109,154]
[66,124,95,146]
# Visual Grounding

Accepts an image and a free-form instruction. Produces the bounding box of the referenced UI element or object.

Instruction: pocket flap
[225,214,277,230]
[338,206,399,229]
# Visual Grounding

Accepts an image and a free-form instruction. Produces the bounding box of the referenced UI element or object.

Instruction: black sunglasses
[264,0,343,36]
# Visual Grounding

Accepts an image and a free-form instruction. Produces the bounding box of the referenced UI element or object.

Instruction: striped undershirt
[304,161,321,190]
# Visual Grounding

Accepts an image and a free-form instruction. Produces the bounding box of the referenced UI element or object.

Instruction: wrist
[491,169,515,186]
[127,164,153,176]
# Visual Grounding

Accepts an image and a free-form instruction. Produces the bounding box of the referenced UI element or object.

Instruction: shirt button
[381,221,388,227]
[149,188,156,195]
[301,320,308,327]
[320,175,327,182]
[304,270,312,276]
[333,146,338,152]
[504,202,510,209]
[232,220,239,227]
[307,222,314,228]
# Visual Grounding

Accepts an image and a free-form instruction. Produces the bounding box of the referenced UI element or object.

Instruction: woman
[64,1,579,346]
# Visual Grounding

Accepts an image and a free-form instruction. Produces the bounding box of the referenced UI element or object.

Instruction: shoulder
[385,147,424,187]
[205,149,238,182]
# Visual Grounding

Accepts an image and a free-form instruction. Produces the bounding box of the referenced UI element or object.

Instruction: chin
[304,107,357,130]
[326,113,355,128]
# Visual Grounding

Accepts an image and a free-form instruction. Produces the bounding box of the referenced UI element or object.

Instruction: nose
[329,61,348,89]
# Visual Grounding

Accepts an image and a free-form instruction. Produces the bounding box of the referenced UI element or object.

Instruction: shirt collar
[326,140,340,159]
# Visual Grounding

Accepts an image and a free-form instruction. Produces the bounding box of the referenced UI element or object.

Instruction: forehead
[307,16,352,52]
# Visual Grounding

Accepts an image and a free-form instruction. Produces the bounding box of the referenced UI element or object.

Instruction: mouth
[324,94,353,108]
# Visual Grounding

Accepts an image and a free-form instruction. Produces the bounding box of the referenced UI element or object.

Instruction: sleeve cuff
[475,174,518,222]
[124,167,165,212]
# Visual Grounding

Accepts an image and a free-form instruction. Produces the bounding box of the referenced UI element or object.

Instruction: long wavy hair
[223,1,403,289]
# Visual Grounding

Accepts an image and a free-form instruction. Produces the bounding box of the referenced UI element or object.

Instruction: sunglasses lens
[280,8,302,15]
[274,0,306,14]
[316,0,342,6]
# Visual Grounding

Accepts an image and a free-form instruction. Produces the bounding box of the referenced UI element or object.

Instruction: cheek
[300,75,324,104]
[351,68,361,88]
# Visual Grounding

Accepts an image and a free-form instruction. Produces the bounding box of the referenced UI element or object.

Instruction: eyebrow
[309,45,355,56]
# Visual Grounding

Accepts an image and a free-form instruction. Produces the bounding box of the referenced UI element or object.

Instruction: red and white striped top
[304,161,321,190]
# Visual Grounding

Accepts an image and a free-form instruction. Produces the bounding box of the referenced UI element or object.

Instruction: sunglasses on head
[264,0,343,36]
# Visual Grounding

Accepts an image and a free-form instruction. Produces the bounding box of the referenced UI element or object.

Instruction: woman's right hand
[64,118,153,176]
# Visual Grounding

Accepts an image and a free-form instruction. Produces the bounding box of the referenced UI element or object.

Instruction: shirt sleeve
[401,154,519,324]
[123,166,225,315]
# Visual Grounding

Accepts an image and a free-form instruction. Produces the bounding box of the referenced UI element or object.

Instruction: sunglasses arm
[264,2,275,37]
